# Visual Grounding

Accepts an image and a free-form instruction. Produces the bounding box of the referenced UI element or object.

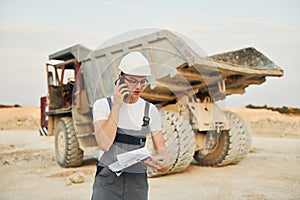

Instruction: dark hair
[120,71,125,76]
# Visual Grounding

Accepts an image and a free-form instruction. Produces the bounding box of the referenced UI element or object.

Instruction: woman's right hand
[113,79,129,107]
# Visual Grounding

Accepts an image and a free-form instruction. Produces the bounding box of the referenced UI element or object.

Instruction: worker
[91,51,169,200]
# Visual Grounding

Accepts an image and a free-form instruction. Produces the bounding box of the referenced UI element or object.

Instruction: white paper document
[108,147,150,173]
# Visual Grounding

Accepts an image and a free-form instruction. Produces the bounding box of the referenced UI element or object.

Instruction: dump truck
[40,29,283,176]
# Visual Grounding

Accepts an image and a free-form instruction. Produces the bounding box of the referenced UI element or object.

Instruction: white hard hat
[118,51,151,76]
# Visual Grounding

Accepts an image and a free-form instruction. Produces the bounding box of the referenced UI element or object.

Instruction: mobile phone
[119,76,125,85]
[119,76,128,99]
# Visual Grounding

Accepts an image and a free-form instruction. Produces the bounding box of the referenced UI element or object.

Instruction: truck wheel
[168,112,195,174]
[55,117,83,167]
[146,111,195,177]
[225,111,252,164]
[194,111,251,166]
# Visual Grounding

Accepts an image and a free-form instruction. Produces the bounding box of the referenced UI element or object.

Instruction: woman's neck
[124,96,138,104]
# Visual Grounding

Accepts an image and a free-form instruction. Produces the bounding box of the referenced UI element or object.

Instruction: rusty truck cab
[40,44,91,136]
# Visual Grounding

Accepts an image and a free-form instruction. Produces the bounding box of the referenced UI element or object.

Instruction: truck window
[48,65,58,86]
[62,69,75,85]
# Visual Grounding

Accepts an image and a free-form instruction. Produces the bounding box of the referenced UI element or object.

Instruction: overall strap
[142,102,150,126]
[107,97,112,110]
[105,98,151,145]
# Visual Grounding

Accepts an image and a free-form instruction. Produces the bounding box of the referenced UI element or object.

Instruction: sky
[0,0,299,108]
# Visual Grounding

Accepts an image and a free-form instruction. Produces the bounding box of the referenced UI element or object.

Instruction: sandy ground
[0,107,40,130]
[0,107,300,200]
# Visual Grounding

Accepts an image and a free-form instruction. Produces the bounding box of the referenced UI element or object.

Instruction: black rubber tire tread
[55,117,83,167]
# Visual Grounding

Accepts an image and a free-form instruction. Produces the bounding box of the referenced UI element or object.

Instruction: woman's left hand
[143,155,169,172]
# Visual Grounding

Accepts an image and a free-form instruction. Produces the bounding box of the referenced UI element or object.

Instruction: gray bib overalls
[92,97,150,200]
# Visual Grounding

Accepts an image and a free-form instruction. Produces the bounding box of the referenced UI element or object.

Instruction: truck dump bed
[80,29,283,105]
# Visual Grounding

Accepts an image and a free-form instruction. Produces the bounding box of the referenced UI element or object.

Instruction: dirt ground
[0,107,300,200]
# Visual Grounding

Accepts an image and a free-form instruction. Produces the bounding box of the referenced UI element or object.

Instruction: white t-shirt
[93,97,162,133]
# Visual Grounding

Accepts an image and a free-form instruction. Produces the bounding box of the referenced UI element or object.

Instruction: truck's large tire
[225,111,252,164]
[194,111,251,166]
[168,112,195,174]
[146,111,195,177]
[55,117,83,167]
